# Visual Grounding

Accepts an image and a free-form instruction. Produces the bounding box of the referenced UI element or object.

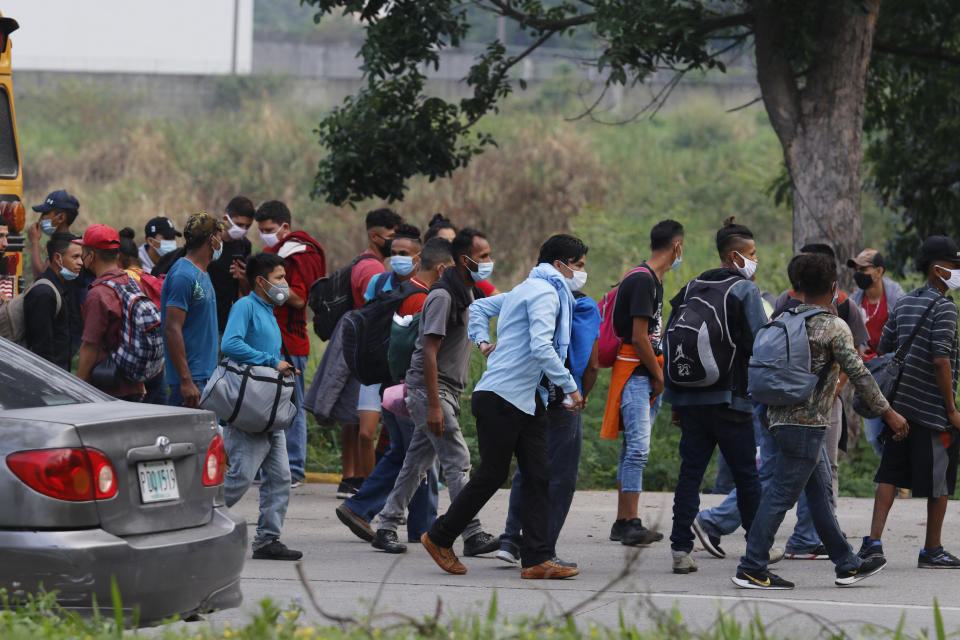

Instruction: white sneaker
[769,546,785,564]
[496,548,520,565]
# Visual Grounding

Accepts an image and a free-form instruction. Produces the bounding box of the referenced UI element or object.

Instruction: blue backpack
[747,307,830,406]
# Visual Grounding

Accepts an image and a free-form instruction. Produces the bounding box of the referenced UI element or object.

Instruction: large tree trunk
[755,1,880,290]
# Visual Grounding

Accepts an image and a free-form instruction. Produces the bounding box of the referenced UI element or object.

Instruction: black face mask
[854,272,874,290]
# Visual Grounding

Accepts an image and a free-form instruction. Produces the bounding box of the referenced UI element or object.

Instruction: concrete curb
[304,472,341,484]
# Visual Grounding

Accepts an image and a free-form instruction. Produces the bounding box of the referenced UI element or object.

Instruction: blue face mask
[60,266,79,281]
[670,256,682,271]
[212,241,223,262]
[41,218,56,236]
[155,239,177,256]
[390,255,417,277]
[467,257,494,282]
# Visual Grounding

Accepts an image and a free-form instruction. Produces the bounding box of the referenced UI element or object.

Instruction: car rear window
[0,338,111,410]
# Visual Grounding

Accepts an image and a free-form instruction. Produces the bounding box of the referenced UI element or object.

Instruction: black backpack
[308,254,380,341]
[341,280,420,386]
[663,275,743,389]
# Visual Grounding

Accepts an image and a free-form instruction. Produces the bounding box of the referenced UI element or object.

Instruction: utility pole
[230,0,240,74]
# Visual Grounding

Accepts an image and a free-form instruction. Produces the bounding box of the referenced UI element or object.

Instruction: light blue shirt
[469,275,577,415]
[220,293,282,368]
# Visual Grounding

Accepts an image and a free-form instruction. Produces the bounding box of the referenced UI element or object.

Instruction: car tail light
[203,434,226,486]
[6,447,117,501]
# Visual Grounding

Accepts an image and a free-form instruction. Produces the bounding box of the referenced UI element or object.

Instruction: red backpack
[597,266,650,368]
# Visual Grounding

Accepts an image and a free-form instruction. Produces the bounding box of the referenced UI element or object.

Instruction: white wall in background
[1,0,253,74]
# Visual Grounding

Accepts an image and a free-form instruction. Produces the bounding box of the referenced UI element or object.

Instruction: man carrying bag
[208,252,303,561]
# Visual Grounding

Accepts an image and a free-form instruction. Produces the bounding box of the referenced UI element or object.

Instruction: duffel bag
[200,358,297,433]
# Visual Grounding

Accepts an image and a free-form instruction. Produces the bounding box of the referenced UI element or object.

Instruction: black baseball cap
[144,216,182,239]
[918,235,960,272]
[32,189,79,214]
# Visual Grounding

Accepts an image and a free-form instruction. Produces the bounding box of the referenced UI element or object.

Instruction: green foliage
[864,0,960,274]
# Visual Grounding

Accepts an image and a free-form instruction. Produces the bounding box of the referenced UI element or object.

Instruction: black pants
[429,391,551,568]
[669,405,761,553]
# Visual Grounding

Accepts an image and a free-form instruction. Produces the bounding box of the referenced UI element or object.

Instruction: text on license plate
[137,460,179,503]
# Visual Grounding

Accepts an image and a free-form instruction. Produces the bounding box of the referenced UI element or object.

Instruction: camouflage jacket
[767,304,889,428]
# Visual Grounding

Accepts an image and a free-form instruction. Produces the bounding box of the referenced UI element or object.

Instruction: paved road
[203,486,960,637]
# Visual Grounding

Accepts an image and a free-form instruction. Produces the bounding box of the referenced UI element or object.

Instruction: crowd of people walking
[1,191,958,589]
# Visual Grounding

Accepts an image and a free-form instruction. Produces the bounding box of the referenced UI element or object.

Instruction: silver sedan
[0,337,247,623]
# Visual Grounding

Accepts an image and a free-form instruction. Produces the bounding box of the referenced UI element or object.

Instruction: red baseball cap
[80,224,120,250]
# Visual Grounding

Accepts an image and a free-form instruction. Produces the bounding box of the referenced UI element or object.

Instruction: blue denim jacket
[469,271,577,415]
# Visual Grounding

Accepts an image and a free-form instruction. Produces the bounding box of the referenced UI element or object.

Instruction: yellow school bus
[0,13,23,297]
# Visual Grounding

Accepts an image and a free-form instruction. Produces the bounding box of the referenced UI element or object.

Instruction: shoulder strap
[31,279,62,315]
[893,294,940,365]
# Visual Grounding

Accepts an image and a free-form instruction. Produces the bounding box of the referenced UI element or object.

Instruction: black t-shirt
[208,237,252,333]
[612,263,663,376]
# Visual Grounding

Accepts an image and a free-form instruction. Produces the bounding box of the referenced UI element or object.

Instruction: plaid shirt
[768,304,889,428]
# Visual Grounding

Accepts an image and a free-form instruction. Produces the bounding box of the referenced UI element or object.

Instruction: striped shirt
[878,285,959,431]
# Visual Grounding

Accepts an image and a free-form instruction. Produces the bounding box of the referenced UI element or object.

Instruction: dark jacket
[208,237,252,332]
[24,267,77,371]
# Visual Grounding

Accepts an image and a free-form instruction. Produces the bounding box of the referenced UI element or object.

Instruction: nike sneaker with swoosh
[836,555,886,585]
[731,569,794,590]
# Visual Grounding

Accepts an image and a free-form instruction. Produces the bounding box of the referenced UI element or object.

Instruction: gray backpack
[200,358,297,433]
[0,279,62,346]
[747,308,830,406]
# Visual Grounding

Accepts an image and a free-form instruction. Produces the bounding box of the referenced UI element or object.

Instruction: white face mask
[558,262,587,291]
[260,231,280,248]
[938,266,960,291]
[225,215,247,241]
[734,251,757,280]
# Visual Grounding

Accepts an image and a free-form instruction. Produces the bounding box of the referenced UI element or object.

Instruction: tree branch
[484,0,595,31]
[695,11,755,36]
[872,41,960,66]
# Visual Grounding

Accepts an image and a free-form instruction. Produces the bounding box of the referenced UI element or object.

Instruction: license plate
[137,460,179,503]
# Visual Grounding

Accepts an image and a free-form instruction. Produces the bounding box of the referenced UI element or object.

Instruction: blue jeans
[670,405,760,553]
[344,408,439,540]
[863,416,885,459]
[618,375,662,493]
[712,453,736,494]
[739,425,858,574]
[502,404,583,556]
[285,354,309,482]
[698,405,820,552]
[223,426,292,551]
[143,368,168,405]
[167,378,209,407]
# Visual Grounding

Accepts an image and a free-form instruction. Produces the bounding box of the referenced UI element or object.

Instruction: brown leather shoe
[335,504,374,542]
[421,532,467,575]
[521,560,580,579]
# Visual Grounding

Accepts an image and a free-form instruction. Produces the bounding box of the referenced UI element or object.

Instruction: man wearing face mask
[336,236,451,545]
[473,235,601,567]
[27,189,80,279]
[138,217,182,276]
[848,249,905,457]
[372,229,500,559]
[24,233,82,370]
[219,251,302,561]
[860,236,960,569]
[206,196,255,333]
[256,201,327,488]
[663,217,767,575]
[421,232,585,578]
[161,213,225,408]
[337,208,402,499]
[600,220,684,548]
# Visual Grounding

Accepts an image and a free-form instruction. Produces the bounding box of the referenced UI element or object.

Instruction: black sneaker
[692,516,725,559]
[463,531,500,556]
[857,536,884,560]
[731,569,794,590]
[836,556,886,586]
[918,546,960,569]
[785,543,830,560]
[336,480,358,499]
[621,518,663,546]
[609,519,628,542]
[252,539,303,561]
[551,556,578,568]
[371,529,407,554]
[349,476,366,490]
